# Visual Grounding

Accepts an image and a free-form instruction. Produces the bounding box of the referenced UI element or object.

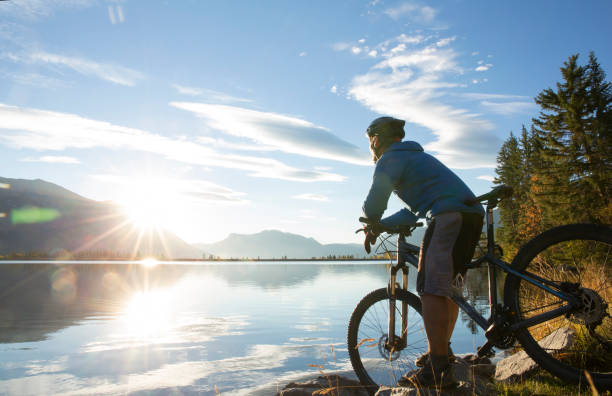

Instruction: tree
[532,52,612,225]
[495,52,612,259]
[494,132,524,258]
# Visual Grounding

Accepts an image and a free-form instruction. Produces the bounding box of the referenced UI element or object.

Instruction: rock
[374,357,497,396]
[495,327,575,382]
[375,382,491,396]
[276,375,369,396]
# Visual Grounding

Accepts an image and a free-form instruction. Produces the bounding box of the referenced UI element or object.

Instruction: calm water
[0,262,490,395]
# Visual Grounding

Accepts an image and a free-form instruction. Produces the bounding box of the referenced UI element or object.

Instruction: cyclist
[361,116,484,388]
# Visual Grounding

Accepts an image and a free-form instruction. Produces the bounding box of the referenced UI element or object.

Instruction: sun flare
[140,258,159,267]
[118,180,178,231]
[123,289,174,337]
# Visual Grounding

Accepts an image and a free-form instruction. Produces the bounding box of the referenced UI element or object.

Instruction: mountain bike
[347,185,612,392]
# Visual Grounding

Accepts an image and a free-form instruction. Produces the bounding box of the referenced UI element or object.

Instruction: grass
[495,369,611,396]
[515,237,612,372]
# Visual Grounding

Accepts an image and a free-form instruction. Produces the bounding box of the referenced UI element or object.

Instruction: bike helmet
[366,116,405,140]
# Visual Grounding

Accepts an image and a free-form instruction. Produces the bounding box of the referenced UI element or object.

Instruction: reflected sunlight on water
[0,262,488,395]
[139,258,159,268]
[123,289,175,338]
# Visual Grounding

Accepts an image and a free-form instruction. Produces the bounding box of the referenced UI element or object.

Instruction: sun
[118,180,177,231]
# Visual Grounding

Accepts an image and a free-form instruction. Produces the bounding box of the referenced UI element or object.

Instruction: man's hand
[363,224,380,254]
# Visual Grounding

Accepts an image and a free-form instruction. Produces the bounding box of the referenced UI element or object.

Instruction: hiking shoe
[415,344,455,367]
[397,364,457,388]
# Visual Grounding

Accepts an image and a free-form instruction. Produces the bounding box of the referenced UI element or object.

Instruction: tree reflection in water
[459,266,504,334]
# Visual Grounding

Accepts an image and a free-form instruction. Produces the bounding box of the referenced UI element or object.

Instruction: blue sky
[1,0,611,245]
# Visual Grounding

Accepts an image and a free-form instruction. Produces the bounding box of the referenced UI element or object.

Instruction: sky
[1,0,611,245]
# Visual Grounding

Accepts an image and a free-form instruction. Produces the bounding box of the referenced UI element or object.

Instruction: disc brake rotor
[378,334,401,361]
[569,288,607,327]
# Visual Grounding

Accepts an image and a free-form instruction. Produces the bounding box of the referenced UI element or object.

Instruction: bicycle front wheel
[347,288,427,392]
[504,224,612,387]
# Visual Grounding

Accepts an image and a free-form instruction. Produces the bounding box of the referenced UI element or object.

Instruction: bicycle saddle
[465,184,513,205]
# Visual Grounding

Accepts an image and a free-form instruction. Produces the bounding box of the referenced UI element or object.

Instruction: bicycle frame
[385,198,580,357]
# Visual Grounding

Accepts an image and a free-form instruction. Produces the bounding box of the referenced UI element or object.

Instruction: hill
[0,177,202,259]
[195,230,367,259]
[194,229,423,259]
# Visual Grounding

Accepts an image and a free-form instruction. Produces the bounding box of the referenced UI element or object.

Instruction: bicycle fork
[385,267,408,352]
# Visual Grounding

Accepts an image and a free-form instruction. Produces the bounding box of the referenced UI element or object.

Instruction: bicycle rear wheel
[347,288,427,392]
[504,224,612,387]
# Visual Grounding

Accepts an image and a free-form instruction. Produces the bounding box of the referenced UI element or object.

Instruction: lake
[0,261,492,395]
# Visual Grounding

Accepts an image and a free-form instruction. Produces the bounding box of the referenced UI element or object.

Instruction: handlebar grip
[359,217,372,224]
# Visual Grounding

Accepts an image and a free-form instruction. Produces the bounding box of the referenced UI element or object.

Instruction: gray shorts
[416,211,483,298]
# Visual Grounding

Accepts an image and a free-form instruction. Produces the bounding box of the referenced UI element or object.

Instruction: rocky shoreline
[276,355,496,396]
[276,328,577,396]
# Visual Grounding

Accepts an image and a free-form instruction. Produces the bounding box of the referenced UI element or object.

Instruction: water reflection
[460,266,505,334]
[0,264,185,343]
[0,262,489,395]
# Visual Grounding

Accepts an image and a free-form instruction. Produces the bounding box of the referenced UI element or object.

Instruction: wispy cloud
[0,69,66,88]
[0,0,95,20]
[93,175,249,204]
[0,103,345,182]
[460,93,529,101]
[26,51,144,86]
[477,175,495,182]
[348,34,502,169]
[457,93,534,115]
[475,63,493,72]
[293,193,329,202]
[384,2,437,23]
[171,102,371,166]
[436,37,455,47]
[171,84,252,104]
[196,136,278,152]
[21,155,80,164]
[4,50,143,86]
[332,33,425,59]
[480,100,535,116]
[332,42,351,51]
[108,4,125,24]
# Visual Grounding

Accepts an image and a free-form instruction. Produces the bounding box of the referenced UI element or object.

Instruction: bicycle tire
[347,288,427,392]
[504,224,612,387]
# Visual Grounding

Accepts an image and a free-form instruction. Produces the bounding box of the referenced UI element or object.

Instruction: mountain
[195,230,368,259]
[194,228,425,259]
[0,177,202,259]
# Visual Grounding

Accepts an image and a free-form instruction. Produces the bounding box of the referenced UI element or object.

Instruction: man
[361,116,484,388]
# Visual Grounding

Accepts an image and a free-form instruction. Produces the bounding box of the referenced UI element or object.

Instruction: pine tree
[494,132,524,259]
[516,126,545,243]
[532,52,612,226]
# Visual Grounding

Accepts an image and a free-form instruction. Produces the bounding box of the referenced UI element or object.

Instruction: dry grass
[496,369,611,396]
[515,238,612,370]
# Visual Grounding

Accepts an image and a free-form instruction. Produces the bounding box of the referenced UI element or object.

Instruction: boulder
[276,375,369,396]
[374,356,497,396]
[495,327,575,382]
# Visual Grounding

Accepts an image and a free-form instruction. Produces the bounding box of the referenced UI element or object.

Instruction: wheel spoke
[508,225,612,383]
[348,289,427,388]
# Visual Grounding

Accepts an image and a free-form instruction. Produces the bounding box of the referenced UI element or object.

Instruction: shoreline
[0,258,390,262]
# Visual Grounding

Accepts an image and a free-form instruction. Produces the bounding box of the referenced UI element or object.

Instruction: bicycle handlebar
[358,216,423,235]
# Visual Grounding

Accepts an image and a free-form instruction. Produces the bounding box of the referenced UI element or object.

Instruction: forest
[494,52,611,260]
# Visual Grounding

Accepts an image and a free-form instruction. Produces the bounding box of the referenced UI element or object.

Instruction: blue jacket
[362,141,484,227]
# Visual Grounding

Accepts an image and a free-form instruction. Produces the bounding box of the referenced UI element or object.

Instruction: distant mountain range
[194,229,376,259]
[0,177,429,260]
[0,177,202,258]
